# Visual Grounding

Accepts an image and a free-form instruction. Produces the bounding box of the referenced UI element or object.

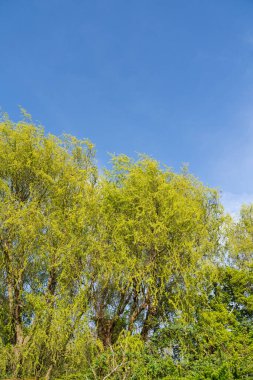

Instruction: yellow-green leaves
[0,117,96,378]
[0,115,252,379]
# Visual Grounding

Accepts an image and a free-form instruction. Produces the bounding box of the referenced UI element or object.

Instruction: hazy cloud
[221,191,253,218]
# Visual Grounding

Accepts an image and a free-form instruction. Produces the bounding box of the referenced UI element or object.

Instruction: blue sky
[1,0,253,212]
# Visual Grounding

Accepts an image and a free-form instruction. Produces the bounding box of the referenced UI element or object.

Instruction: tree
[0,113,252,379]
[0,114,96,378]
[87,154,223,349]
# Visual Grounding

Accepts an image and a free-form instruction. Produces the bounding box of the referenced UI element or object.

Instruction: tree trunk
[45,364,53,380]
[3,243,24,377]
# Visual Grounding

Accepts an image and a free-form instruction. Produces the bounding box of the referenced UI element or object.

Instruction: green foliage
[0,114,252,379]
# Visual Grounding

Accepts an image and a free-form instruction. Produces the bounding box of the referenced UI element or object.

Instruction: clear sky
[1,0,253,212]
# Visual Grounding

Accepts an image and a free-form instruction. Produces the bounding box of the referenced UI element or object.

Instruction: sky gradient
[1,0,253,213]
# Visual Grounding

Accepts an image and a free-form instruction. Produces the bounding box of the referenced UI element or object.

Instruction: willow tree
[0,113,238,380]
[0,114,96,378]
[87,154,223,352]
[218,204,253,378]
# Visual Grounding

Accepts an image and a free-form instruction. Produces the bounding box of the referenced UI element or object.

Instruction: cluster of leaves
[0,115,252,379]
